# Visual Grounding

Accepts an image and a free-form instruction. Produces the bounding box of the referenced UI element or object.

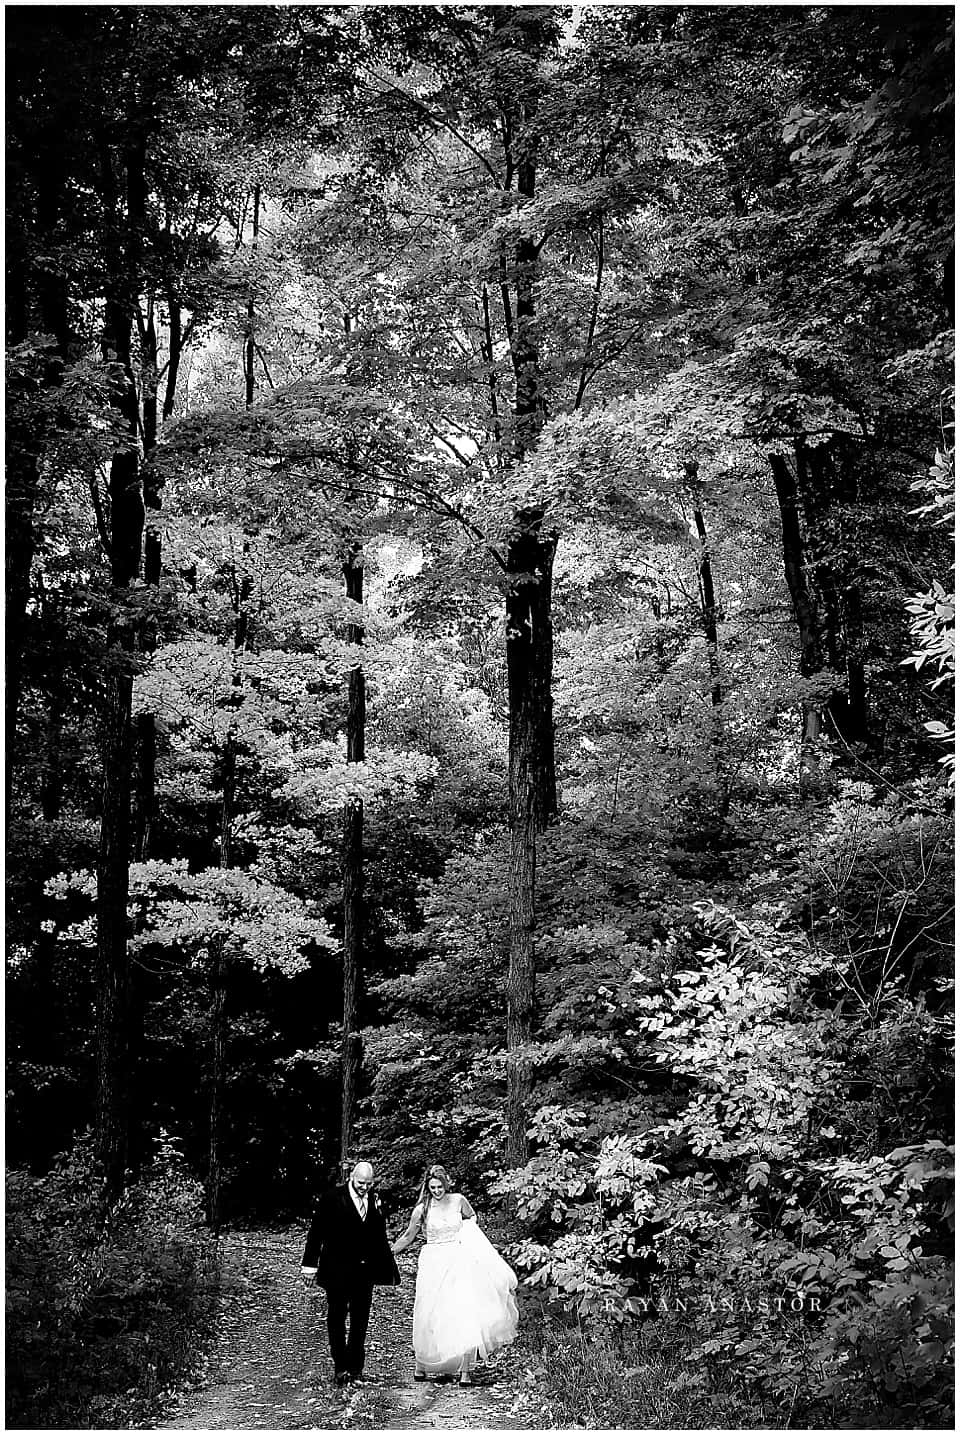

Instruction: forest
[5,4,955,1431]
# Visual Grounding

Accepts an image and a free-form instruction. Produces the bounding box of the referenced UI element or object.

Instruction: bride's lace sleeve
[458,1194,476,1220]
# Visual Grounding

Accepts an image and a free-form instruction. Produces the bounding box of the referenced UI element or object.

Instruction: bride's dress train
[412,1198,519,1375]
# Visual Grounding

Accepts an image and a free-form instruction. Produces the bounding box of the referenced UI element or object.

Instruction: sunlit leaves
[46,858,335,974]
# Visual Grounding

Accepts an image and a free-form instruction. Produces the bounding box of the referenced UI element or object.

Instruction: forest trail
[158,1228,533,1431]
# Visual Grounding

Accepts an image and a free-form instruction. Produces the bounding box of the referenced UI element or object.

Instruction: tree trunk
[686,465,728,821]
[130,294,177,1181]
[504,522,555,1165]
[6,135,74,814]
[799,443,870,749]
[96,369,144,1204]
[206,945,227,1230]
[133,307,162,863]
[132,713,156,862]
[771,442,871,761]
[500,60,556,1168]
[207,736,235,1232]
[512,121,545,453]
[41,693,64,823]
[506,523,557,826]
[690,499,723,710]
[506,777,536,1166]
[5,298,68,818]
[207,610,248,1230]
[208,203,258,1226]
[96,432,142,1204]
[94,131,147,1206]
[243,184,261,409]
[769,451,824,759]
[96,651,136,1203]
[163,289,183,422]
[504,514,555,1167]
[479,283,504,451]
[5,451,38,819]
[340,546,365,1166]
[839,583,869,744]
[5,252,39,810]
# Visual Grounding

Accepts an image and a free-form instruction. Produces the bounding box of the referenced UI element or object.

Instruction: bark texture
[5,448,39,818]
[96,622,138,1203]
[208,196,259,1225]
[504,520,556,1166]
[5,244,70,816]
[687,469,729,828]
[770,442,870,760]
[770,450,824,754]
[207,567,250,1229]
[133,302,163,863]
[690,499,723,710]
[95,355,144,1201]
[497,17,558,1167]
[340,548,365,1165]
[206,738,236,1232]
[797,442,869,747]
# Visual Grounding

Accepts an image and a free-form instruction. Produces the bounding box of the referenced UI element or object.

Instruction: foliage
[5,1134,220,1430]
[492,890,954,1426]
[800,778,954,1032]
[47,858,335,975]
[903,443,956,780]
[492,1124,667,1321]
[517,1315,764,1430]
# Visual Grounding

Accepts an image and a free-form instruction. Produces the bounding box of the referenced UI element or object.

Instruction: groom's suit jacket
[303,1183,400,1291]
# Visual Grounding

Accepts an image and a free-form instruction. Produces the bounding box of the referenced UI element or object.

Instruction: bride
[391,1163,519,1385]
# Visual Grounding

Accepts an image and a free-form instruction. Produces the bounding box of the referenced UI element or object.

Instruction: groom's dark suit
[303,1182,400,1378]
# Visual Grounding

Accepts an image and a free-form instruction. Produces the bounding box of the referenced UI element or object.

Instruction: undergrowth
[519,1314,766,1430]
[5,1134,220,1430]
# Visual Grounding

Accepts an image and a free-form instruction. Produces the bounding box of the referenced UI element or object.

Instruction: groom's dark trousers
[303,1183,400,1377]
[326,1281,373,1377]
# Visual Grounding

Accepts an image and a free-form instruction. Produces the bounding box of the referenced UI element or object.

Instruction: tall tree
[340,518,365,1165]
[95,105,148,1199]
[14,4,365,1200]
[283,3,701,1162]
[490,8,562,1166]
[4,12,89,816]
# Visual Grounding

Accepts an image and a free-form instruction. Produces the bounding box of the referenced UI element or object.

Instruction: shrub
[518,1311,765,1429]
[5,1134,220,1429]
[663,1141,955,1427]
[495,894,955,1427]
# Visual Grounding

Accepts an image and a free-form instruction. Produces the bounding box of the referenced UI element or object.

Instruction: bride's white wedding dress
[412,1196,519,1375]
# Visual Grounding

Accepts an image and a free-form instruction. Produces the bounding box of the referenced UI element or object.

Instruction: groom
[301,1160,400,1384]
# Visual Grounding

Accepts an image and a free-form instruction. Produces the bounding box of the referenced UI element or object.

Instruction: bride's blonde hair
[417,1162,452,1215]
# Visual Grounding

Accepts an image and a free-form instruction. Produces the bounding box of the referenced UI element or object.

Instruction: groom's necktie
[359,1197,367,1220]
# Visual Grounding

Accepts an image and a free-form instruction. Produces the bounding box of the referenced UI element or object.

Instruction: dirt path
[156,1228,536,1431]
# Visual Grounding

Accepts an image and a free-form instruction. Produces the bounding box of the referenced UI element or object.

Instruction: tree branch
[255,343,276,390]
[574,210,605,411]
[88,470,113,559]
[480,282,504,451]
[362,65,503,187]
